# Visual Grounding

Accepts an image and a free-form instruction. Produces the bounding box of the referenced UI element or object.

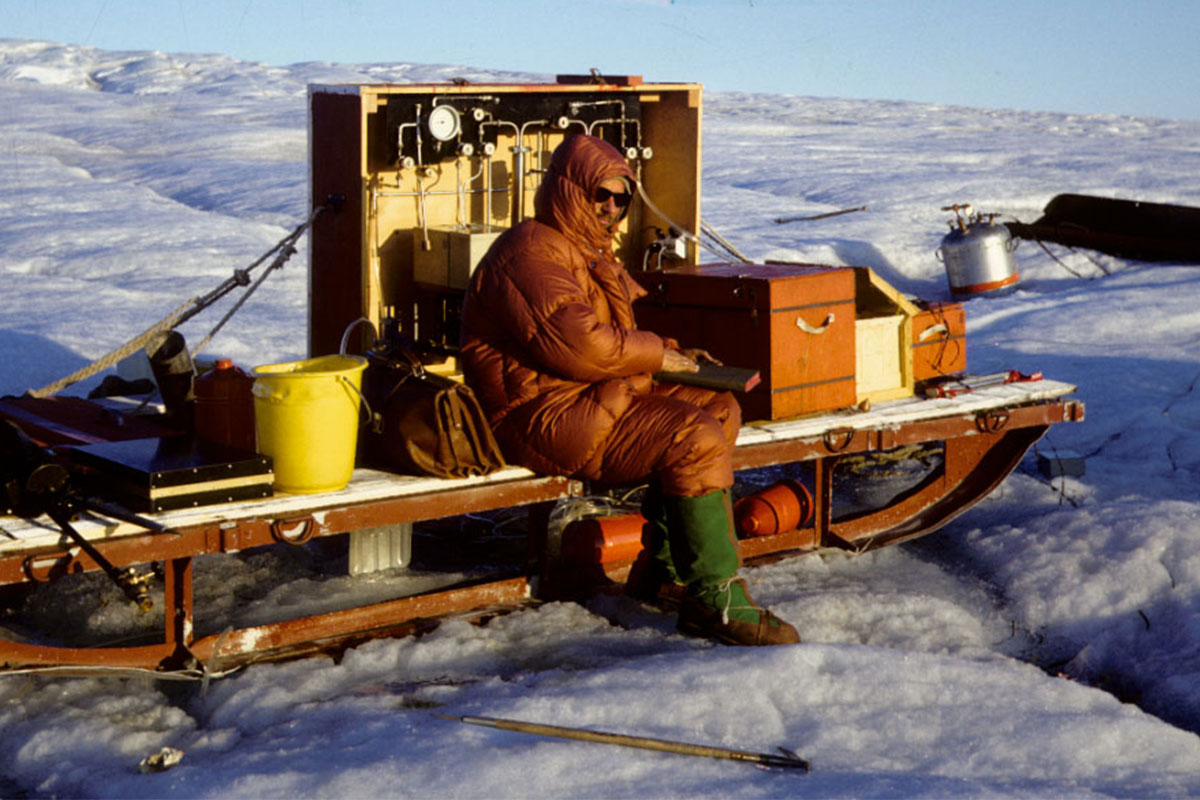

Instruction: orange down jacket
[460,135,737,492]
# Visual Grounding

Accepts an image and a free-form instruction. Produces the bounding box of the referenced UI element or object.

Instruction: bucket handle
[340,374,377,430]
[339,317,381,429]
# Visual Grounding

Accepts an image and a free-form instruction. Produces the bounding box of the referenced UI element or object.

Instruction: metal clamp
[23,550,76,582]
[976,410,1010,433]
[271,516,317,546]
[823,427,856,453]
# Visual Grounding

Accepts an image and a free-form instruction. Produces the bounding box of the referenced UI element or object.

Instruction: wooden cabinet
[635,263,932,421]
[635,263,857,420]
[308,79,703,357]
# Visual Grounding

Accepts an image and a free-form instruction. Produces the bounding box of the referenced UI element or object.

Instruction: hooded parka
[459,135,740,496]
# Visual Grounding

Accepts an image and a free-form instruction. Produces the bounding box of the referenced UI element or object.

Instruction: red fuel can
[562,513,646,565]
[734,480,814,538]
[194,359,256,452]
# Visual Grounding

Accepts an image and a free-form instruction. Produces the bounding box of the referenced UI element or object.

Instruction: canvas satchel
[359,345,506,479]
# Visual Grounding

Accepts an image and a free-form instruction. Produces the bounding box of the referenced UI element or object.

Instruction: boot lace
[715,576,735,624]
[715,576,759,625]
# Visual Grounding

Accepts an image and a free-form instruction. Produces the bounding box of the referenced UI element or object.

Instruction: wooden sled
[0,380,1082,675]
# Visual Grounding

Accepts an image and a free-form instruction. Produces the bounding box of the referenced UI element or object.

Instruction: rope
[1034,239,1088,280]
[190,204,327,358]
[27,204,329,398]
[26,298,197,398]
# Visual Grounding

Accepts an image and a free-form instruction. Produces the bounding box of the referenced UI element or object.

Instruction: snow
[4,36,1200,797]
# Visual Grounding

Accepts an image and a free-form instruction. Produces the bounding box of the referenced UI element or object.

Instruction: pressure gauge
[426,105,461,142]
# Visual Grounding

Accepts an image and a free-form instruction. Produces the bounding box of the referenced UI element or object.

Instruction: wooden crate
[850,267,920,405]
[412,225,504,289]
[634,263,857,420]
[856,314,910,403]
[635,263,934,420]
[912,302,967,381]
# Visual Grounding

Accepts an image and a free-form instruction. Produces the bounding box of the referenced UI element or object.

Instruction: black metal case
[68,437,273,512]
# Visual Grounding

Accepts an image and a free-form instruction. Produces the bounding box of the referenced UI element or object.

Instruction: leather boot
[623,483,685,609]
[665,489,800,646]
[677,576,801,646]
[148,330,196,430]
[624,551,687,609]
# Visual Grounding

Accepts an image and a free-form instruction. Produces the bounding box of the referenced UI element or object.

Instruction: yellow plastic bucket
[251,354,368,494]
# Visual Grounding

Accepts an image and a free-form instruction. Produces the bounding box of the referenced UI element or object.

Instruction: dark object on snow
[1037,449,1085,479]
[1007,194,1200,263]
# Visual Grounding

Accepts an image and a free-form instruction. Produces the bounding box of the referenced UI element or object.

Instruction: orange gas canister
[734,480,814,538]
[562,514,646,566]
[194,359,257,452]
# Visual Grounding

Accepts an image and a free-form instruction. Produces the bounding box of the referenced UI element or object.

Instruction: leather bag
[359,346,506,479]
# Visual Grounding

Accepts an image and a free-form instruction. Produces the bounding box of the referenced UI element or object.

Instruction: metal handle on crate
[795,312,834,335]
[918,323,949,341]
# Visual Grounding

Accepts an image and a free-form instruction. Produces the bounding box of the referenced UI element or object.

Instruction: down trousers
[579,382,741,497]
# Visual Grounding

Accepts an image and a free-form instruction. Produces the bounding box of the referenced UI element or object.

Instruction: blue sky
[4,0,1200,121]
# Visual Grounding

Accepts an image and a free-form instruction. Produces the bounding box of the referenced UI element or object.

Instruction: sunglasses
[594,186,633,207]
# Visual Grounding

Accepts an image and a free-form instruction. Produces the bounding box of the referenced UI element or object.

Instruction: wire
[634,183,751,264]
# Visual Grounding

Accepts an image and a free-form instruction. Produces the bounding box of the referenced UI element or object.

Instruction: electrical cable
[634,182,751,264]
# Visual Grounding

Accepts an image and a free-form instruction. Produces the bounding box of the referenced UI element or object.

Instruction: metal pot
[937,212,1019,296]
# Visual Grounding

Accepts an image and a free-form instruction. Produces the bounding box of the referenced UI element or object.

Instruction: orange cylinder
[562,514,646,565]
[734,480,814,538]
[194,359,257,452]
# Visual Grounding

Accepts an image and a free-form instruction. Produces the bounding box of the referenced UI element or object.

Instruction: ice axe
[435,713,810,772]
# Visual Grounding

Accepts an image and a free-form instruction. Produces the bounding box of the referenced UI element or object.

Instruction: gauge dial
[426,105,461,142]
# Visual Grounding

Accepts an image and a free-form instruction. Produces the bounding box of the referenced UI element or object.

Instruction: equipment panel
[308,78,702,358]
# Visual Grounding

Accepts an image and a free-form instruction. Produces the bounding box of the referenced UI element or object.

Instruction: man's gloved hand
[661,348,700,373]
[680,348,722,366]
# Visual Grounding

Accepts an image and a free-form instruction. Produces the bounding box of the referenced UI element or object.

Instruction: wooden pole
[773,205,868,224]
[435,713,810,772]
